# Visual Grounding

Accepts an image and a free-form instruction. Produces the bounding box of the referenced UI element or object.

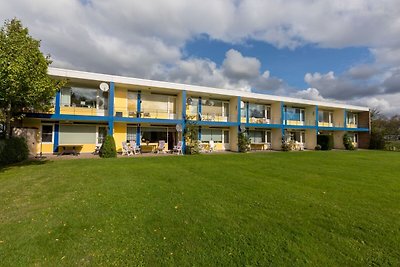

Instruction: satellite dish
[240,101,245,109]
[239,124,246,133]
[99,82,109,92]
[176,124,183,132]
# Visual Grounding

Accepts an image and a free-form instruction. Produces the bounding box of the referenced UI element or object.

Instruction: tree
[184,115,201,154]
[99,135,117,158]
[238,132,251,152]
[0,18,64,138]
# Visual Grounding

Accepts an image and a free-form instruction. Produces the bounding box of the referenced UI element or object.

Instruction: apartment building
[19,68,370,155]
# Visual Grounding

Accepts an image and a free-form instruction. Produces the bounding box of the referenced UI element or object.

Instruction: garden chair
[122,141,133,156]
[209,140,215,152]
[157,140,166,153]
[299,143,305,151]
[173,141,183,155]
[130,141,141,155]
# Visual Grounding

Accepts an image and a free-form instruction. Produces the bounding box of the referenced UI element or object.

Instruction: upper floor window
[318,110,333,123]
[127,91,137,113]
[61,87,108,109]
[201,99,229,117]
[286,107,305,121]
[347,112,358,125]
[141,93,176,117]
[249,104,270,119]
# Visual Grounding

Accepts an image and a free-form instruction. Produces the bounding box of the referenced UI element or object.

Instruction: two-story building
[18,68,370,155]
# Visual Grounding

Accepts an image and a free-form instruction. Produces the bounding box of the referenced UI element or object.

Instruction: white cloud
[222,49,261,80]
[292,88,326,101]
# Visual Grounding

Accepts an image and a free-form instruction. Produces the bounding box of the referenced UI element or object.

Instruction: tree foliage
[99,135,117,158]
[0,18,64,138]
[369,109,400,149]
[238,132,251,152]
[343,133,355,150]
[184,115,201,154]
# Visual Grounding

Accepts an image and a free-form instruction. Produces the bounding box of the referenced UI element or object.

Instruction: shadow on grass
[0,158,51,173]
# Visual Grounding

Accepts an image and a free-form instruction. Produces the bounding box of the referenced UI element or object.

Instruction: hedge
[0,137,29,165]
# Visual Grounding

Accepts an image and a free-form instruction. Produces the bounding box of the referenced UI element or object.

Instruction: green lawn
[0,151,399,266]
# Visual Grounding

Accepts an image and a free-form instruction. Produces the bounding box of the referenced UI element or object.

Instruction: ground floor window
[127,126,137,142]
[248,130,265,143]
[59,125,96,144]
[348,133,358,143]
[201,129,223,143]
[141,127,167,143]
[41,124,54,143]
[287,131,306,143]
[223,130,229,143]
[247,130,271,143]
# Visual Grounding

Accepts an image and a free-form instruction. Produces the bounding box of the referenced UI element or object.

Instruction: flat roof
[48,67,369,112]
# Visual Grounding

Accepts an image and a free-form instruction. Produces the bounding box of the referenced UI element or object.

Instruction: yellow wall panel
[114,87,128,117]
[60,106,100,116]
[113,122,127,152]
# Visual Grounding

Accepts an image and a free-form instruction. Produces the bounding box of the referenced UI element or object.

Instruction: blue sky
[184,36,374,89]
[1,0,399,115]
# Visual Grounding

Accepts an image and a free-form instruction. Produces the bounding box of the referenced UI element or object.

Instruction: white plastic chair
[209,140,215,152]
[130,141,141,155]
[157,140,166,153]
[173,141,183,155]
[122,142,133,156]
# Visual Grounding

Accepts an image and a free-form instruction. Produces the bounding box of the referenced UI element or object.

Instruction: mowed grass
[0,151,399,266]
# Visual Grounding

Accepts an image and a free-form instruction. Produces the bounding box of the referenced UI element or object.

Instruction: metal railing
[114,107,178,120]
[284,119,316,126]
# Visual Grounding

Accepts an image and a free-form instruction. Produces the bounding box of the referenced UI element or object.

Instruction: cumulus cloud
[304,70,384,100]
[292,88,326,101]
[155,49,287,93]
[222,49,261,81]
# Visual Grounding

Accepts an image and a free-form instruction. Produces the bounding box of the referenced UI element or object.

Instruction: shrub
[315,145,322,150]
[369,132,385,149]
[384,141,400,152]
[238,133,251,152]
[185,140,202,155]
[99,135,117,158]
[0,137,29,165]
[317,134,333,150]
[282,140,296,151]
[343,133,355,150]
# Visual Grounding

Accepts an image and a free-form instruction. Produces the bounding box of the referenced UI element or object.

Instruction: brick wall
[358,132,370,149]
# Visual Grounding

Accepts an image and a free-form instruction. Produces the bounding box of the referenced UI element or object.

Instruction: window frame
[41,124,54,144]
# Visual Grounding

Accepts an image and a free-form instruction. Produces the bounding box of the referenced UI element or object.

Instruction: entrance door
[167,129,176,150]
[223,130,230,150]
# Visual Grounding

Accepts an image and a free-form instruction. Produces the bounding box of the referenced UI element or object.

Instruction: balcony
[199,113,230,122]
[114,107,177,120]
[187,98,230,122]
[247,116,281,125]
[285,119,315,126]
[60,105,108,116]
